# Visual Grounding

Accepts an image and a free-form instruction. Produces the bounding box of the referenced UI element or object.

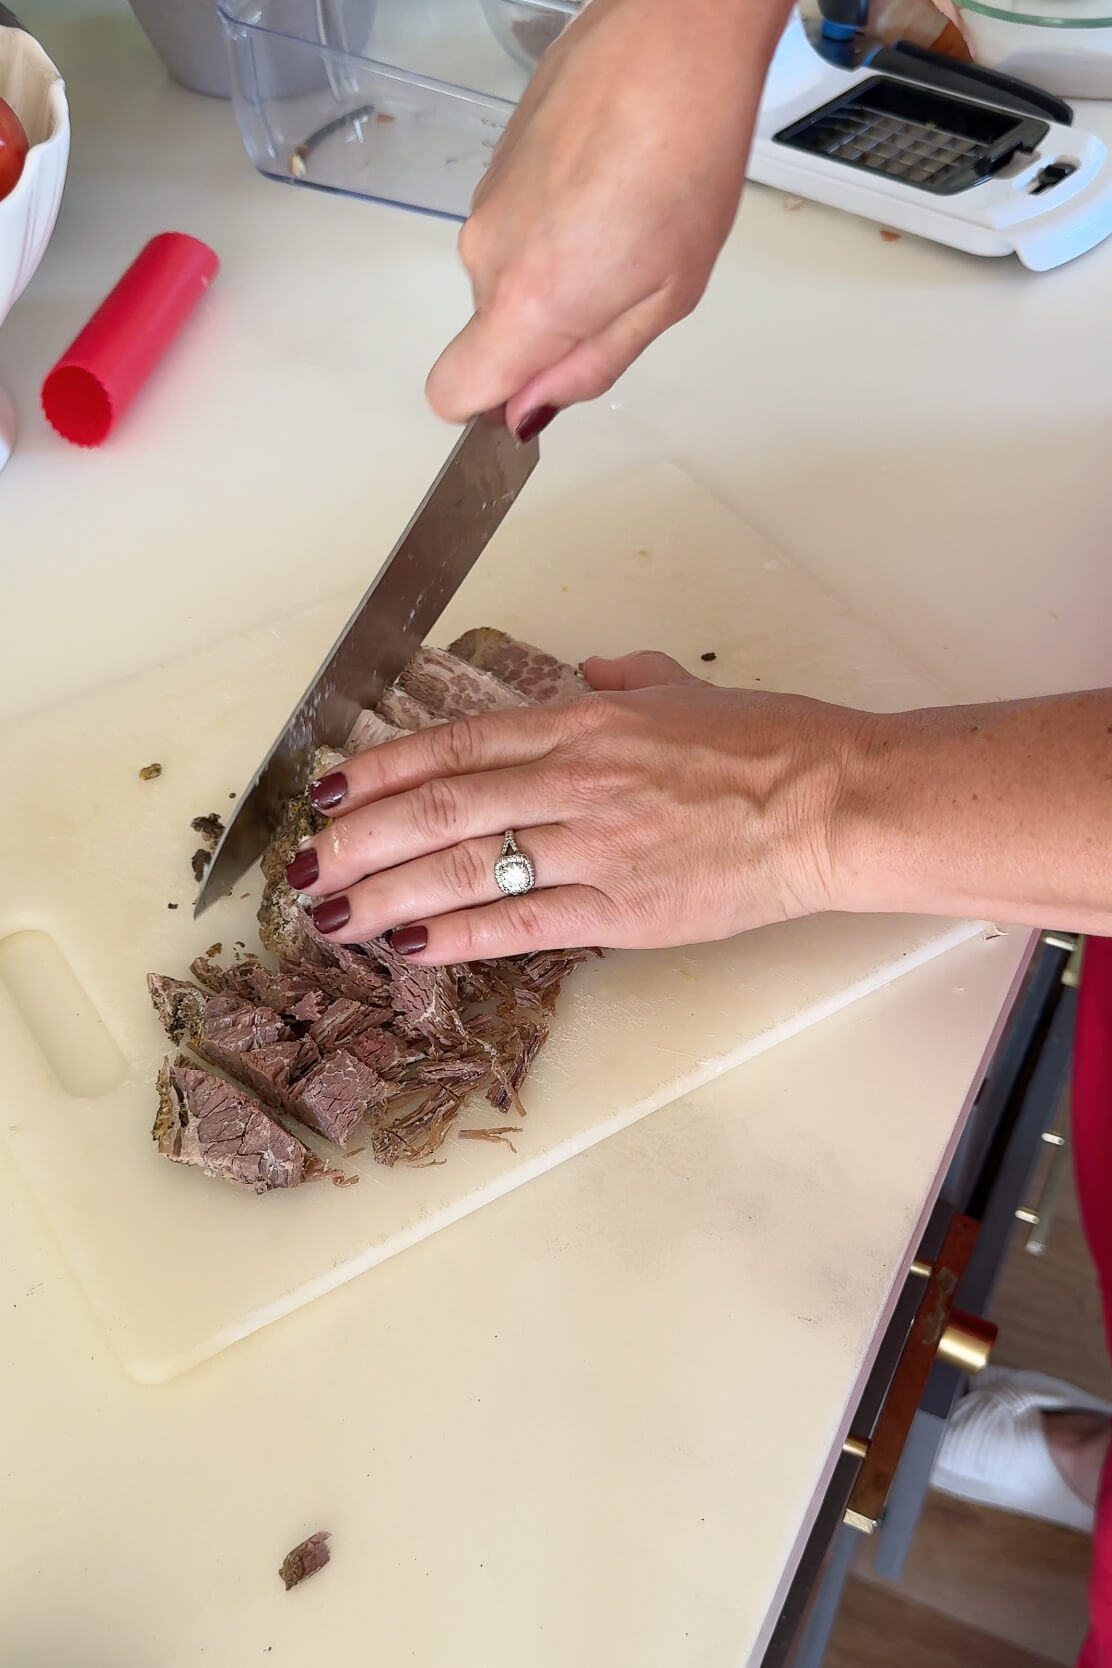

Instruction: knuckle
[435,717,482,775]
[440,839,490,901]
[408,777,461,844]
[457,214,486,272]
[500,894,547,943]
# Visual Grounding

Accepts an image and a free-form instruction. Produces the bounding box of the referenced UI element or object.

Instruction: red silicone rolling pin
[41,232,219,447]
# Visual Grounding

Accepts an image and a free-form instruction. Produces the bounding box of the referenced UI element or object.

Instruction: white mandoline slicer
[748,8,1112,268]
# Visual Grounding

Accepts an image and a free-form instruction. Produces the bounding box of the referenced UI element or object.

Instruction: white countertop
[1,3,1098,1663]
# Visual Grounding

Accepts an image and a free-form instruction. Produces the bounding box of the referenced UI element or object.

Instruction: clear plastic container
[218,0,575,219]
[478,0,579,70]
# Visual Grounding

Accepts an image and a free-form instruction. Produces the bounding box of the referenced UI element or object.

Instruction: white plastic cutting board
[0,463,979,1382]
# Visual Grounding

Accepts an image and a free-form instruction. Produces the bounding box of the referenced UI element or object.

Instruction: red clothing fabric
[1071,937,1112,1667]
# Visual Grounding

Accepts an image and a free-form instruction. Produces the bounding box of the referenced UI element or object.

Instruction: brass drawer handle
[841,1213,996,1534]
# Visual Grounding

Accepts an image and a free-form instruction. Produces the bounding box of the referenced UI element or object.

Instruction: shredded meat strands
[149,632,600,1191]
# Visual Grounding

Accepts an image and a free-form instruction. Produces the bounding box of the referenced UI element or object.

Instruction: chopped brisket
[151,632,598,1189]
[154,1058,325,1193]
[448,627,589,705]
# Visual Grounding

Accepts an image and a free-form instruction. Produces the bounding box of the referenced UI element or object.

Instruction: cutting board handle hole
[0,931,127,1098]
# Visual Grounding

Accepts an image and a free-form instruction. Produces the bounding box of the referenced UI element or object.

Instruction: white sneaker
[931,1367,1112,1533]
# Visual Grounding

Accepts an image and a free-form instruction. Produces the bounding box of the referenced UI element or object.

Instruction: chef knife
[195,415,540,917]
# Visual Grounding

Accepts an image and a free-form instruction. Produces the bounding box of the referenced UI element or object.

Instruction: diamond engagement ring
[494,830,536,896]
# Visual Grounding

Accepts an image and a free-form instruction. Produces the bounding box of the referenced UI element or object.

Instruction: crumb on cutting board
[880,227,901,242]
[191,813,225,849]
[280,1531,331,1591]
[167,902,178,910]
[139,763,162,780]
[205,942,222,958]
[700,652,717,663]
[191,849,211,883]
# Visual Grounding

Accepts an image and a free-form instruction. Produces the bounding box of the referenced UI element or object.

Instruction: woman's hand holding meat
[284,653,865,962]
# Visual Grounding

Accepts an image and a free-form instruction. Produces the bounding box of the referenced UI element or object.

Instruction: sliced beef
[377,685,443,732]
[449,627,589,705]
[395,645,528,719]
[346,708,404,753]
[154,1058,324,1193]
[374,936,468,1047]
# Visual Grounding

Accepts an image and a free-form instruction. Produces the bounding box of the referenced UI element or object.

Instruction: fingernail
[514,405,557,445]
[286,848,319,890]
[310,772,347,812]
[312,896,351,935]
[390,925,429,957]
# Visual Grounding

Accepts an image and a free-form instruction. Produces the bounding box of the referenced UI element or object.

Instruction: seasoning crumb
[191,849,211,883]
[700,651,717,663]
[229,791,236,800]
[191,813,225,849]
[783,195,804,212]
[206,942,223,959]
[139,762,163,781]
[241,891,251,899]
[168,902,179,910]
[280,1530,331,1590]
[879,227,901,242]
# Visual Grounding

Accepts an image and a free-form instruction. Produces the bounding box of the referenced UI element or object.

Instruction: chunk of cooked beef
[154,1058,325,1193]
[396,645,528,719]
[292,1050,389,1146]
[374,936,468,1047]
[449,627,589,705]
[279,1531,331,1590]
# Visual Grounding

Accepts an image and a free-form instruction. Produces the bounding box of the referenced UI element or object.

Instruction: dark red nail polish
[286,848,319,890]
[391,925,428,957]
[312,896,351,935]
[514,404,557,445]
[310,772,347,812]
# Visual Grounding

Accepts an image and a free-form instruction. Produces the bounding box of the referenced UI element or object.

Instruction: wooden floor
[823,1101,1107,1666]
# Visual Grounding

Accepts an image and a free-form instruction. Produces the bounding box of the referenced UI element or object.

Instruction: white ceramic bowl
[0,14,69,471]
[955,0,1112,98]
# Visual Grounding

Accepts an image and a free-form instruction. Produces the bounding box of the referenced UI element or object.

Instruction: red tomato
[0,95,29,202]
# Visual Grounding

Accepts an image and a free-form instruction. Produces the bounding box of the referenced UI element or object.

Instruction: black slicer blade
[774,77,1049,196]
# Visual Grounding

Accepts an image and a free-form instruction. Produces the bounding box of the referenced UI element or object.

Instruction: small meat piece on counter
[154,1058,325,1193]
[191,848,211,883]
[449,627,589,705]
[280,1530,331,1591]
[396,644,528,719]
[190,812,225,849]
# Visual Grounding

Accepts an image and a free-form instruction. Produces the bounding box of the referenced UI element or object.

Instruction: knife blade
[195,415,540,916]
